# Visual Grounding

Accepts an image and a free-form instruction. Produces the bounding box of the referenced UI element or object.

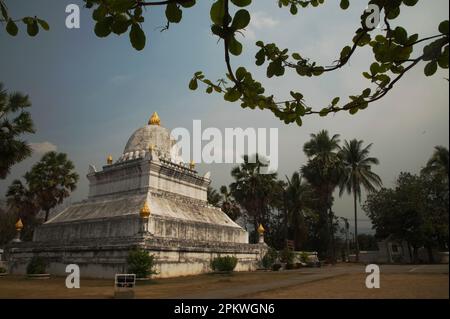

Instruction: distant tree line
[364,146,449,263]
[208,139,449,263]
[208,130,384,262]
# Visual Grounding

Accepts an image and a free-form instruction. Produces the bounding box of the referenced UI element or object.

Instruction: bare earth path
[0,264,447,299]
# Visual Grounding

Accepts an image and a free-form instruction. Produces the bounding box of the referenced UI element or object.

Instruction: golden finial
[15,218,23,231]
[149,144,155,152]
[140,201,151,218]
[189,160,195,170]
[257,224,265,235]
[107,155,113,165]
[148,112,161,126]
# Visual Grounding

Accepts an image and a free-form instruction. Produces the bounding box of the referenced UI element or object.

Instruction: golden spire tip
[148,112,161,126]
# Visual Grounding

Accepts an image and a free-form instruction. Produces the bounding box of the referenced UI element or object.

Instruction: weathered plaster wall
[7,238,267,279]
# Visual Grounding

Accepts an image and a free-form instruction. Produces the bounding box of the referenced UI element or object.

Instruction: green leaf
[26,20,39,37]
[37,19,50,31]
[424,61,437,77]
[211,0,225,25]
[370,62,380,75]
[6,19,18,36]
[290,4,298,15]
[394,26,407,45]
[340,0,350,10]
[166,3,182,23]
[228,36,243,56]
[129,23,146,51]
[231,9,250,30]
[224,88,241,102]
[94,18,112,37]
[110,0,134,12]
[189,78,198,90]
[402,0,418,6]
[439,20,449,34]
[231,0,251,7]
[111,15,129,34]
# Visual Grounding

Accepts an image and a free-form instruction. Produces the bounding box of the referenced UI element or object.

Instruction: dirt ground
[245,273,449,299]
[0,265,448,299]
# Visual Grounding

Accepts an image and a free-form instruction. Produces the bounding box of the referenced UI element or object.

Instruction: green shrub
[280,247,295,264]
[127,248,156,279]
[26,256,47,274]
[211,256,238,272]
[261,248,278,269]
[0,266,7,274]
[271,263,282,271]
[300,251,309,263]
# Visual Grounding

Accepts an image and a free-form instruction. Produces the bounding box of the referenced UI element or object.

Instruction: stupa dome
[119,112,182,163]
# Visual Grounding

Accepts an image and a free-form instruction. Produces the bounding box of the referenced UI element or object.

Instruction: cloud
[245,11,279,40]
[251,11,279,29]
[30,142,57,154]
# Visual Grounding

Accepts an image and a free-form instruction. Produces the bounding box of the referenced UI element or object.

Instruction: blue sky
[1,0,449,232]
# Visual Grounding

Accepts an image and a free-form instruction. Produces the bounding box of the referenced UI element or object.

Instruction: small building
[349,235,449,264]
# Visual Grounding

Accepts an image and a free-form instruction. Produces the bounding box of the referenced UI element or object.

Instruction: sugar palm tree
[338,139,382,262]
[207,186,222,207]
[422,146,449,178]
[219,185,241,221]
[26,151,79,221]
[0,83,35,179]
[230,154,281,240]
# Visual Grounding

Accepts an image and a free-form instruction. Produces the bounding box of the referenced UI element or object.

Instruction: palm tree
[303,130,341,162]
[301,130,342,260]
[283,172,313,250]
[207,186,222,207]
[6,179,39,241]
[338,139,382,262]
[230,154,281,241]
[0,83,35,179]
[26,151,79,221]
[422,146,449,178]
[219,185,241,221]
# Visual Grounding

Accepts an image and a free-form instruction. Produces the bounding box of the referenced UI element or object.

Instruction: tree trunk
[407,243,413,264]
[412,245,419,264]
[44,209,50,222]
[284,206,289,245]
[329,209,336,264]
[426,245,435,264]
[353,191,360,262]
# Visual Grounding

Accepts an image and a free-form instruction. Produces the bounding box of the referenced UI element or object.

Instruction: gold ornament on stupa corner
[107,155,113,165]
[140,201,151,218]
[15,218,24,231]
[148,112,161,126]
[257,224,265,235]
[189,160,195,170]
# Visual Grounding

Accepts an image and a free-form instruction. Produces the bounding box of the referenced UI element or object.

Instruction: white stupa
[8,112,266,278]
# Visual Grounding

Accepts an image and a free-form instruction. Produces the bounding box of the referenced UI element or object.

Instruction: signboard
[115,274,136,289]
[286,240,295,251]
[114,274,136,299]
